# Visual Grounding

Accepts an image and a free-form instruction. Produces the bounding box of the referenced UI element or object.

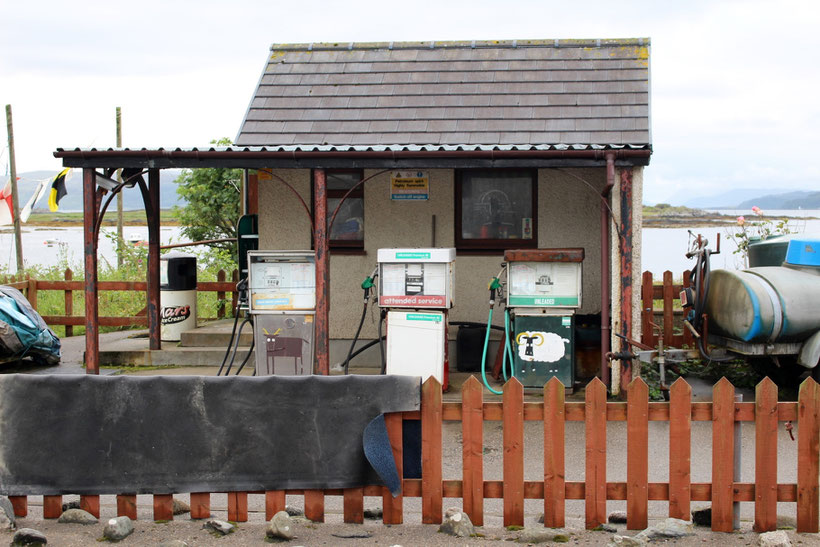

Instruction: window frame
[323,169,365,252]
[454,168,538,252]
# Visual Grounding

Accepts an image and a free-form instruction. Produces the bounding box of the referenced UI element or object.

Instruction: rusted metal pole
[116,107,124,268]
[83,168,100,374]
[600,153,615,387]
[5,105,24,273]
[147,169,161,350]
[619,167,634,387]
[313,169,329,375]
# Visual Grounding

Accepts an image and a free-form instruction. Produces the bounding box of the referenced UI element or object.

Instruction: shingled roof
[235,39,650,151]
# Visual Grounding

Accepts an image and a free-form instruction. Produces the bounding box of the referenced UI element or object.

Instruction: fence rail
[1,269,238,335]
[5,375,819,533]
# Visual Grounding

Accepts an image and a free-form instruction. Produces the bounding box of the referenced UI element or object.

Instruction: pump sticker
[380,295,446,307]
[516,331,569,363]
[395,252,431,260]
[508,296,580,307]
[406,313,442,322]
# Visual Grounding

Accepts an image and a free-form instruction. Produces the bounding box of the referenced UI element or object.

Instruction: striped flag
[0,179,12,225]
[48,168,70,212]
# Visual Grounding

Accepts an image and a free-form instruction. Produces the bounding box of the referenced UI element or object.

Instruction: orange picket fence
[5,375,819,533]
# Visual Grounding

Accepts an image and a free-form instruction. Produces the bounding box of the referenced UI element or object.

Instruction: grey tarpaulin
[0,374,419,496]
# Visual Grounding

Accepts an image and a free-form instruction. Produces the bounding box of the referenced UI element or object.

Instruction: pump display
[377,248,455,387]
[481,249,584,392]
[247,251,316,376]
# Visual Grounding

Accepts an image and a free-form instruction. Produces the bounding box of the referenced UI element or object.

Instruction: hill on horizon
[654,187,820,209]
[1,169,186,212]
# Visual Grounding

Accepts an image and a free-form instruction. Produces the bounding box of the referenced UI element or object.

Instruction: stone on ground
[103,516,134,541]
[203,519,234,535]
[758,530,792,547]
[691,505,711,526]
[0,495,16,530]
[608,535,647,546]
[172,498,190,515]
[266,511,295,540]
[636,518,694,541]
[57,508,97,525]
[363,507,383,519]
[516,528,569,543]
[608,511,627,524]
[157,541,189,547]
[10,528,47,545]
[285,504,303,517]
[438,507,474,537]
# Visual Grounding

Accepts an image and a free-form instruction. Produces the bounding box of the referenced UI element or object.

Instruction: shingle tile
[240,40,651,147]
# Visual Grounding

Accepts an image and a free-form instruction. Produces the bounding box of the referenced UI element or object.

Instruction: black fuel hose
[223,317,253,376]
[378,309,387,374]
[232,334,256,375]
[216,309,242,376]
[343,299,369,375]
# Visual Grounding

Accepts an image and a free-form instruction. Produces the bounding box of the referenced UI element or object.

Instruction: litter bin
[160,252,197,341]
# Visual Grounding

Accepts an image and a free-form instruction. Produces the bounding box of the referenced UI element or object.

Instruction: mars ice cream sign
[515,331,569,362]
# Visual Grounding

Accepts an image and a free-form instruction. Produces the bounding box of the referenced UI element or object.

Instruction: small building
[234,39,651,381]
[57,38,651,388]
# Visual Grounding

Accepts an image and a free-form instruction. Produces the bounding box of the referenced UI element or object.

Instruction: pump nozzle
[488,277,502,305]
[361,265,379,301]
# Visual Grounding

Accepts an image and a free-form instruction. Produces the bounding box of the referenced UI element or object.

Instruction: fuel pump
[377,248,456,388]
[482,249,584,392]
[248,251,316,376]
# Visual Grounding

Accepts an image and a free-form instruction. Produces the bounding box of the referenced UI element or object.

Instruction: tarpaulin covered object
[0,374,419,496]
[0,286,60,365]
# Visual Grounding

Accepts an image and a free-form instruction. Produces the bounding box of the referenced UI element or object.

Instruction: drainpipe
[600,153,616,388]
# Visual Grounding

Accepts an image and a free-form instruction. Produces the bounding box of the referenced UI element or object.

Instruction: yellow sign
[391,171,429,200]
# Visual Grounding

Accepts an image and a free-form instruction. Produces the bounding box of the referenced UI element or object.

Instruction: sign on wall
[391,171,428,200]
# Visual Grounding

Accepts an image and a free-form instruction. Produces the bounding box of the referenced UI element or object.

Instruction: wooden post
[797,377,819,533]
[382,412,403,524]
[117,495,137,520]
[462,376,484,526]
[115,107,124,267]
[343,488,364,524]
[313,169,329,375]
[5,105,24,273]
[153,494,174,521]
[711,378,735,532]
[503,377,524,527]
[304,490,324,522]
[83,168,100,374]
[585,377,607,528]
[26,275,37,311]
[8,496,27,517]
[190,493,210,519]
[65,268,74,337]
[754,377,778,532]
[265,491,286,520]
[662,271,674,348]
[227,492,248,522]
[641,271,654,346]
[626,378,648,530]
[543,377,565,528]
[43,495,62,519]
[668,377,691,520]
[421,376,443,524]
[80,495,100,518]
[217,269,226,319]
[147,169,161,350]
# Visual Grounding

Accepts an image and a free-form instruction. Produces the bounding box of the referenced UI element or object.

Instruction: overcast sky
[1,0,819,204]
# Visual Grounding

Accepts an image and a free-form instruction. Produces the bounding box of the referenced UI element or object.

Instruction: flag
[48,168,70,212]
[20,176,50,222]
[0,180,12,226]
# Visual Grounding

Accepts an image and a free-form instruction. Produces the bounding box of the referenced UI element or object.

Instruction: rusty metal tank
[705,238,820,343]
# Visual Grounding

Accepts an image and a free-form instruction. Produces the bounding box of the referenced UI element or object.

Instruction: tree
[173,138,242,258]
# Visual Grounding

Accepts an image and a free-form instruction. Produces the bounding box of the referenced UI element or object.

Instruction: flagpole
[5,105,24,273]
[116,106,124,267]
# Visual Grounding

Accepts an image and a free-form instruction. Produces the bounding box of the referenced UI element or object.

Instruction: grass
[24,209,179,226]
[2,240,236,338]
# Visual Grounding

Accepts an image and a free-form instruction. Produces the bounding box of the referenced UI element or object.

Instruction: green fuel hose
[480,306,503,395]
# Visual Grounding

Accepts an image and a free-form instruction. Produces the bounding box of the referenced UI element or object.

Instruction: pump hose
[224,317,253,376]
[216,309,242,376]
[378,309,387,374]
[503,309,514,381]
[480,307,503,395]
[343,298,369,375]
[232,335,256,375]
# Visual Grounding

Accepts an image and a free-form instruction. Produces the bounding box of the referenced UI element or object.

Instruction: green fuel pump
[481,249,585,392]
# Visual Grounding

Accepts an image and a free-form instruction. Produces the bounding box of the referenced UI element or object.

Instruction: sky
[1,0,819,205]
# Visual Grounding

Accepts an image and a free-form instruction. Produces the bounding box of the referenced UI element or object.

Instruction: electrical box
[505,249,583,308]
[248,251,316,376]
[377,248,456,309]
[385,310,446,383]
[248,251,316,313]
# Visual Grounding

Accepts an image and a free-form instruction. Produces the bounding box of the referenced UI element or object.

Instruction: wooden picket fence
[1,269,238,335]
[4,375,819,533]
[641,269,692,348]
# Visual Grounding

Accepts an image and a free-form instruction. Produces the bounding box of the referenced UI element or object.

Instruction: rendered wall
[258,167,634,346]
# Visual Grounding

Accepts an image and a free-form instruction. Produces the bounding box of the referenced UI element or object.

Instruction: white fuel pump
[248,251,316,376]
[377,248,455,388]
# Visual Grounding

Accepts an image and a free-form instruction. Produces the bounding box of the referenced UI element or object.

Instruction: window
[326,170,364,250]
[455,169,537,251]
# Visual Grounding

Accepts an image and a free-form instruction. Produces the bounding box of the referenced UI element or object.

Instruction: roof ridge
[270,38,650,52]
